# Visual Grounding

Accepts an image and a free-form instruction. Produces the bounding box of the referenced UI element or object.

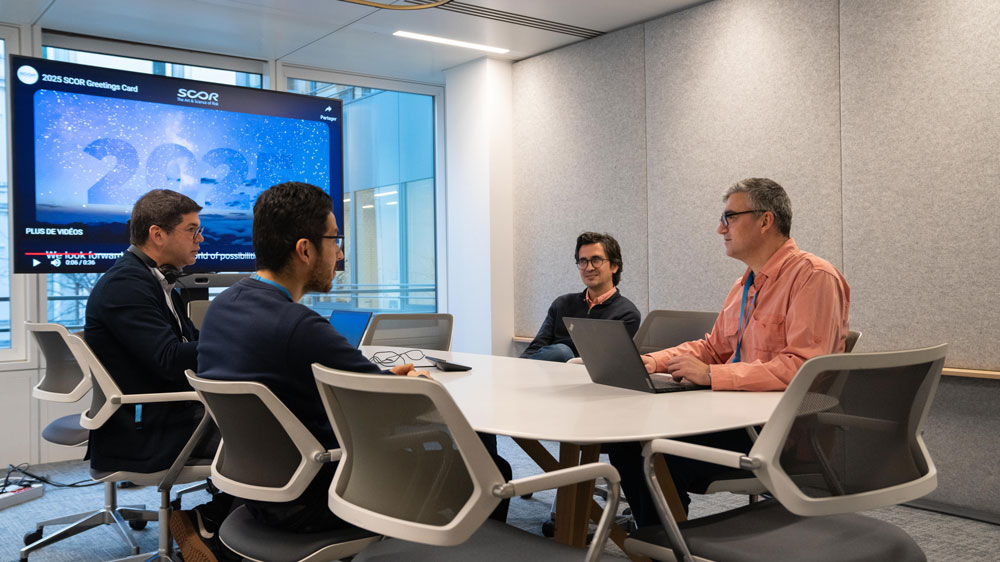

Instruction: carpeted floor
[2,437,998,561]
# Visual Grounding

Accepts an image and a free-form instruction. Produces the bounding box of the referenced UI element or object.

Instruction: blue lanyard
[251,273,293,301]
[733,271,756,363]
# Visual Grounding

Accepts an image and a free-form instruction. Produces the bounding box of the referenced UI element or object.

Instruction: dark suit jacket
[84,250,200,473]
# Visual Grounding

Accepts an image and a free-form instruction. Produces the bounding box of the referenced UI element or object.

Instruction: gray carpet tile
[2,437,998,561]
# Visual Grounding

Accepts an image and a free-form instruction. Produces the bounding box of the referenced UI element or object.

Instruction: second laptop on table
[563,317,708,393]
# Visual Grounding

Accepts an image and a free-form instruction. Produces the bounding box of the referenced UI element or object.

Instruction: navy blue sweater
[197,278,383,449]
[522,288,641,357]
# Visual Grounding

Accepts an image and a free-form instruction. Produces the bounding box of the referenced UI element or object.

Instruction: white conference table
[363,346,783,555]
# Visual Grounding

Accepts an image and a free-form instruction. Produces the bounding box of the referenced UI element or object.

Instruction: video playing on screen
[9,55,344,274]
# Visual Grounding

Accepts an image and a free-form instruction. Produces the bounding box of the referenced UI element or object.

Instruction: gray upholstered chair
[184,370,380,562]
[361,313,453,351]
[625,344,946,562]
[632,310,719,355]
[20,323,155,561]
[186,299,211,331]
[313,363,621,562]
[71,331,212,562]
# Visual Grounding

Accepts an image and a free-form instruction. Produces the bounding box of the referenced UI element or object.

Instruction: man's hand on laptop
[390,363,432,379]
[665,355,711,386]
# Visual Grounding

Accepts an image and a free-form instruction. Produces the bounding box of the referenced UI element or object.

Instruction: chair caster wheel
[128,520,148,530]
[542,520,555,538]
[24,528,43,546]
[520,493,533,499]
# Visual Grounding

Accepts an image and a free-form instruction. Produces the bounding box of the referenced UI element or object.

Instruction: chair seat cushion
[42,413,89,447]
[629,500,925,562]
[220,505,378,562]
[354,519,614,562]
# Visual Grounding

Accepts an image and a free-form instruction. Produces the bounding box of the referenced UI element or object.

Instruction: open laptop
[563,317,709,393]
[329,310,373,348]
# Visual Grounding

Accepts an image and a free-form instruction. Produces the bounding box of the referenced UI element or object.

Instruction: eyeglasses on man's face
[321,235,345,249]
[719,209,763,228]
[180,225,204,240]
[575,256,609,270]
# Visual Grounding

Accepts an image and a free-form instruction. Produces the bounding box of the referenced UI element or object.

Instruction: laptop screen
[329,310,373,348]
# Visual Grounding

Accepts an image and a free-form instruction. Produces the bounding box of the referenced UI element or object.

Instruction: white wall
[444,57,515,356]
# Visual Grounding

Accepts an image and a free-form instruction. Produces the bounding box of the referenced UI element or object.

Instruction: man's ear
[760,211,774,233]
[293,238,312,264]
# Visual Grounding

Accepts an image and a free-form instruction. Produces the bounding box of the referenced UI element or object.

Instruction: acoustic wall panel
[644,0,844,312]
[512,26,649,337]
[840,0,1000,368]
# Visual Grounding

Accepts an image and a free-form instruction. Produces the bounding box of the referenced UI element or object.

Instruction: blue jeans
[520,343,576,363]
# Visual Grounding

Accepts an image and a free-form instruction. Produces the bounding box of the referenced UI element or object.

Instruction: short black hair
[253,182,333,273]
[575,232,624,286]
[129,189,202,245]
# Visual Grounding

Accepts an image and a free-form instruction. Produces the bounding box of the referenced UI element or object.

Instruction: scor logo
[177,88,220,101]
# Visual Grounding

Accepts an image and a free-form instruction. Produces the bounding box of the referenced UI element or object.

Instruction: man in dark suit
[85,189,228,562]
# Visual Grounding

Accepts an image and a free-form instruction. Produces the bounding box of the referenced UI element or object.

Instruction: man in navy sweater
[197,182,428,532]
[521,232,641,361]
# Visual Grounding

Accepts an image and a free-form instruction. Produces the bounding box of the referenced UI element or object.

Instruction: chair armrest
[118,391,200,405]
[566,357,584,365]
[494,461,619,499]
[644,438,756,470]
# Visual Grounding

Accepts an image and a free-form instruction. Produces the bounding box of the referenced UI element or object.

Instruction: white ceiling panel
[0,0,708,82]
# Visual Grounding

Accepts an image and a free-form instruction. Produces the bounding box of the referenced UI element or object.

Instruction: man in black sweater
[197,182,429,532]
[521,232,641,361]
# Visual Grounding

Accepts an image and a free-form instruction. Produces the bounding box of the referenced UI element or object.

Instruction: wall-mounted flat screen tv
[8,55,343,274]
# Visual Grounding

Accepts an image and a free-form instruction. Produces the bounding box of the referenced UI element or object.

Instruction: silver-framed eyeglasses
[184,225,205,239]
[719,209,763,227]
[575,256,608,270]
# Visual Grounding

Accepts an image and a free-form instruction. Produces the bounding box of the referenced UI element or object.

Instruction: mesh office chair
[694,329,864,498]
[20,323,155,561]
[313,364,621,562]
[70,331,213,562]
[625,344,946,562]
[361,313,453,351]
[184,370,380,562]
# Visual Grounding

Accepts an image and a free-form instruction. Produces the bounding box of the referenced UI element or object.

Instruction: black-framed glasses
[321,235,345,249]
[720,210,763,227]
[575,256,608,270]
[183,225,205,239]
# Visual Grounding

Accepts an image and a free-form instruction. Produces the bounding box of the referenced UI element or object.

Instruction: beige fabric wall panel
[840,1,1000,368]
[512,26,649,337]
[644,0,844,313]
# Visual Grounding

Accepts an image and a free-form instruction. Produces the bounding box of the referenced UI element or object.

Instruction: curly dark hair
[129,189,202,245]
[253,182,333,273]
[575,232,624,286]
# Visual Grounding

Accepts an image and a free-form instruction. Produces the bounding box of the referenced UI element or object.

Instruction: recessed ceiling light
[393,30,510,54]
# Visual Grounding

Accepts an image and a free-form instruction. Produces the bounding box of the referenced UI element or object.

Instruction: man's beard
[304,258,333,294]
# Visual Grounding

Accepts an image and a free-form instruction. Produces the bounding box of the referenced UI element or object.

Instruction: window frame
[277,62,448,313]
[0,23,32,367]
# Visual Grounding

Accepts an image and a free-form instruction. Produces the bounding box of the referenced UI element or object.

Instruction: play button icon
[32,259,41,267]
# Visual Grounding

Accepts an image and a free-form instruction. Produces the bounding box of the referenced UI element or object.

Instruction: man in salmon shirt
[608,177,850,526]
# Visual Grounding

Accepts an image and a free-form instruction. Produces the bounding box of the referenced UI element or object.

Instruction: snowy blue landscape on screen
[32,89,331,240]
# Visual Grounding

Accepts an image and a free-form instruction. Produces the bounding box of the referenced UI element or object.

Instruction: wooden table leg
[513,438,659,560]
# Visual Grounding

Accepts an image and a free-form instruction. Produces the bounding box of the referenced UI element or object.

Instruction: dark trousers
[479,432,513,522]
[605,429,754,527]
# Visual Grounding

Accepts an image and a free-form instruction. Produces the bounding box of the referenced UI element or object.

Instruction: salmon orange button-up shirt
[646,239,850,391]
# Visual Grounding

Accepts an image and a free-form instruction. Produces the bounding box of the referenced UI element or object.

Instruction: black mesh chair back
[185,372,328,501]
